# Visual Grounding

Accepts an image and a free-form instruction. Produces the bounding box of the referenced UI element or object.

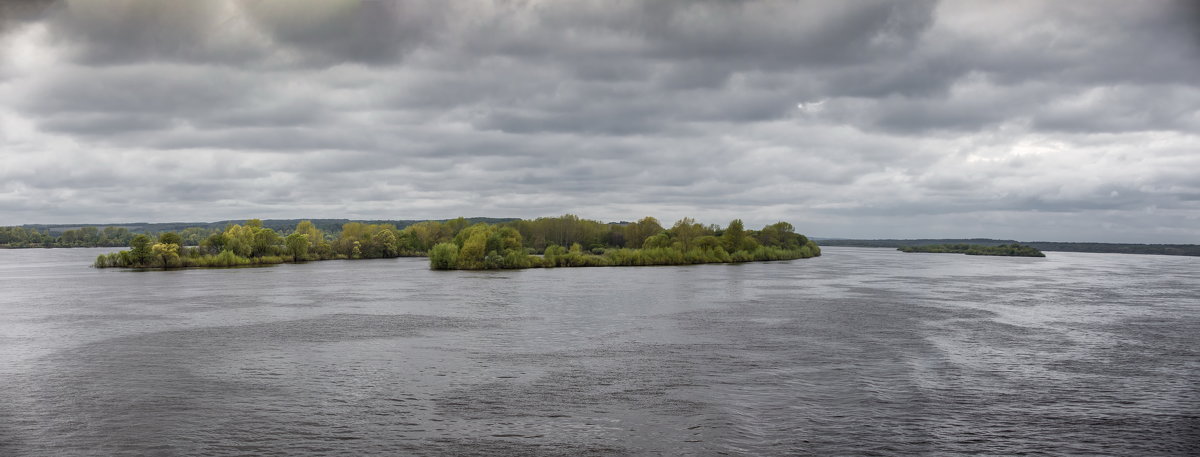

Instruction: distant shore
[898,243,1045,257]
[819,238,1199,257]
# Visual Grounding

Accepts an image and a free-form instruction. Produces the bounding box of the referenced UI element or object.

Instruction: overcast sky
[2,0,1198,242]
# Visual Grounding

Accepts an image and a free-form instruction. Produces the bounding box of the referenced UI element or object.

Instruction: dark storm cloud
[33,0,451,67]
[0,0,53,31]
[41,1,264,66]
[1,0,1197,242]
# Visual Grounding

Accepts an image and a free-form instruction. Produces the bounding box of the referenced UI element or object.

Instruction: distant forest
[898,243,1045,257]
[821,239,1200,257]
[0,218,515,249]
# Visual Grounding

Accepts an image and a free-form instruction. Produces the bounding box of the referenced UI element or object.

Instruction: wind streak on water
[0,247,1196,455]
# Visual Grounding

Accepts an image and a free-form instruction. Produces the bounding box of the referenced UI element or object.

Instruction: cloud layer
[2,0,1198,242]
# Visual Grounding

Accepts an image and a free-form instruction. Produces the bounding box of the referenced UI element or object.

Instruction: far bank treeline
[93,216,820,270]
[2,225,141,248]
[898,243,1045,257]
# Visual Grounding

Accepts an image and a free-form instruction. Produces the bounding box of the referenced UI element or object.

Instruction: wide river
[0,247,1196,455]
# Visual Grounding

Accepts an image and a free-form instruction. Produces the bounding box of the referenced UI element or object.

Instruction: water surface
[0,247,1196,455]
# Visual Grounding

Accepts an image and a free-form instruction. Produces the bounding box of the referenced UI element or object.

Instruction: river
[0,246,1196,455]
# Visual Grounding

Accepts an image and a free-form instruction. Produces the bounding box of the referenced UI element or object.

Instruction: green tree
[429,242,459,269]
[179,227,213,246]
[285,233,309,259]
[669,217,706,251]
[757,222,799,248]
[371,229,398,257]
[158,232,183,255]
[444,217,470,236]
[251,228,280,257]
[294,220,323,248]
[624,216,663,248]
[201,232,228,254]
[458,231,489,269]
[642,232,672,249]
[404,221,449,251]
[152,243,181,267]
[102,227,132,246]
[129,234,153,265]
[395,230,419,255]
[695,235,721,251]
[222,224,255,257]
[721,219,747,252]
[79,227,100,245]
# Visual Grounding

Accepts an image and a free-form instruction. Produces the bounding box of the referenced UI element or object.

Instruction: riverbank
[898,243,1045,257]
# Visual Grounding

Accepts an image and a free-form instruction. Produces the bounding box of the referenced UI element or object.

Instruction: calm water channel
[0,246,1196,455]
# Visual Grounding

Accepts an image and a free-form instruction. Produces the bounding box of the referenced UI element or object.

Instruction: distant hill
[820,238,1200,256]
[22,217,519,236]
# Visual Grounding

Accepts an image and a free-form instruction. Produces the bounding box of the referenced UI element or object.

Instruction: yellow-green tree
[371,229,398,257]
[151,242,181,267]
[294,221,323,248]
[285,233,309,259]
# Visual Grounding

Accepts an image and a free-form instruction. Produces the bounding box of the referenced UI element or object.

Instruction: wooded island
[92,215,820,270]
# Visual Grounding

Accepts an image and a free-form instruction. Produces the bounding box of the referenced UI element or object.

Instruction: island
[897,243,1045,257]
[92,215,821,270]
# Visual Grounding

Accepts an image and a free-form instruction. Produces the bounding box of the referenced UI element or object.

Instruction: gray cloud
[238,0,450,66]
[0,0,1198,243]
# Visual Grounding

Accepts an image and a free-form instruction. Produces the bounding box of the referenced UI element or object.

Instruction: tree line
[4,218,515,249]
[2,225,235,249]
[1,226,138,248]
[898,243,1045,257]
[822,238,1199,257]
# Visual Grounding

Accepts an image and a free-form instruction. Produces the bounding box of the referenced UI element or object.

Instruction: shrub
[429,243,459,270]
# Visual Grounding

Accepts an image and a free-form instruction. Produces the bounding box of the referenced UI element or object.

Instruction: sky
[1,0,1198,243]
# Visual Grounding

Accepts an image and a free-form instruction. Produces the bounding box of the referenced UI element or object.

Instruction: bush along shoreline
[92,216,820,270]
